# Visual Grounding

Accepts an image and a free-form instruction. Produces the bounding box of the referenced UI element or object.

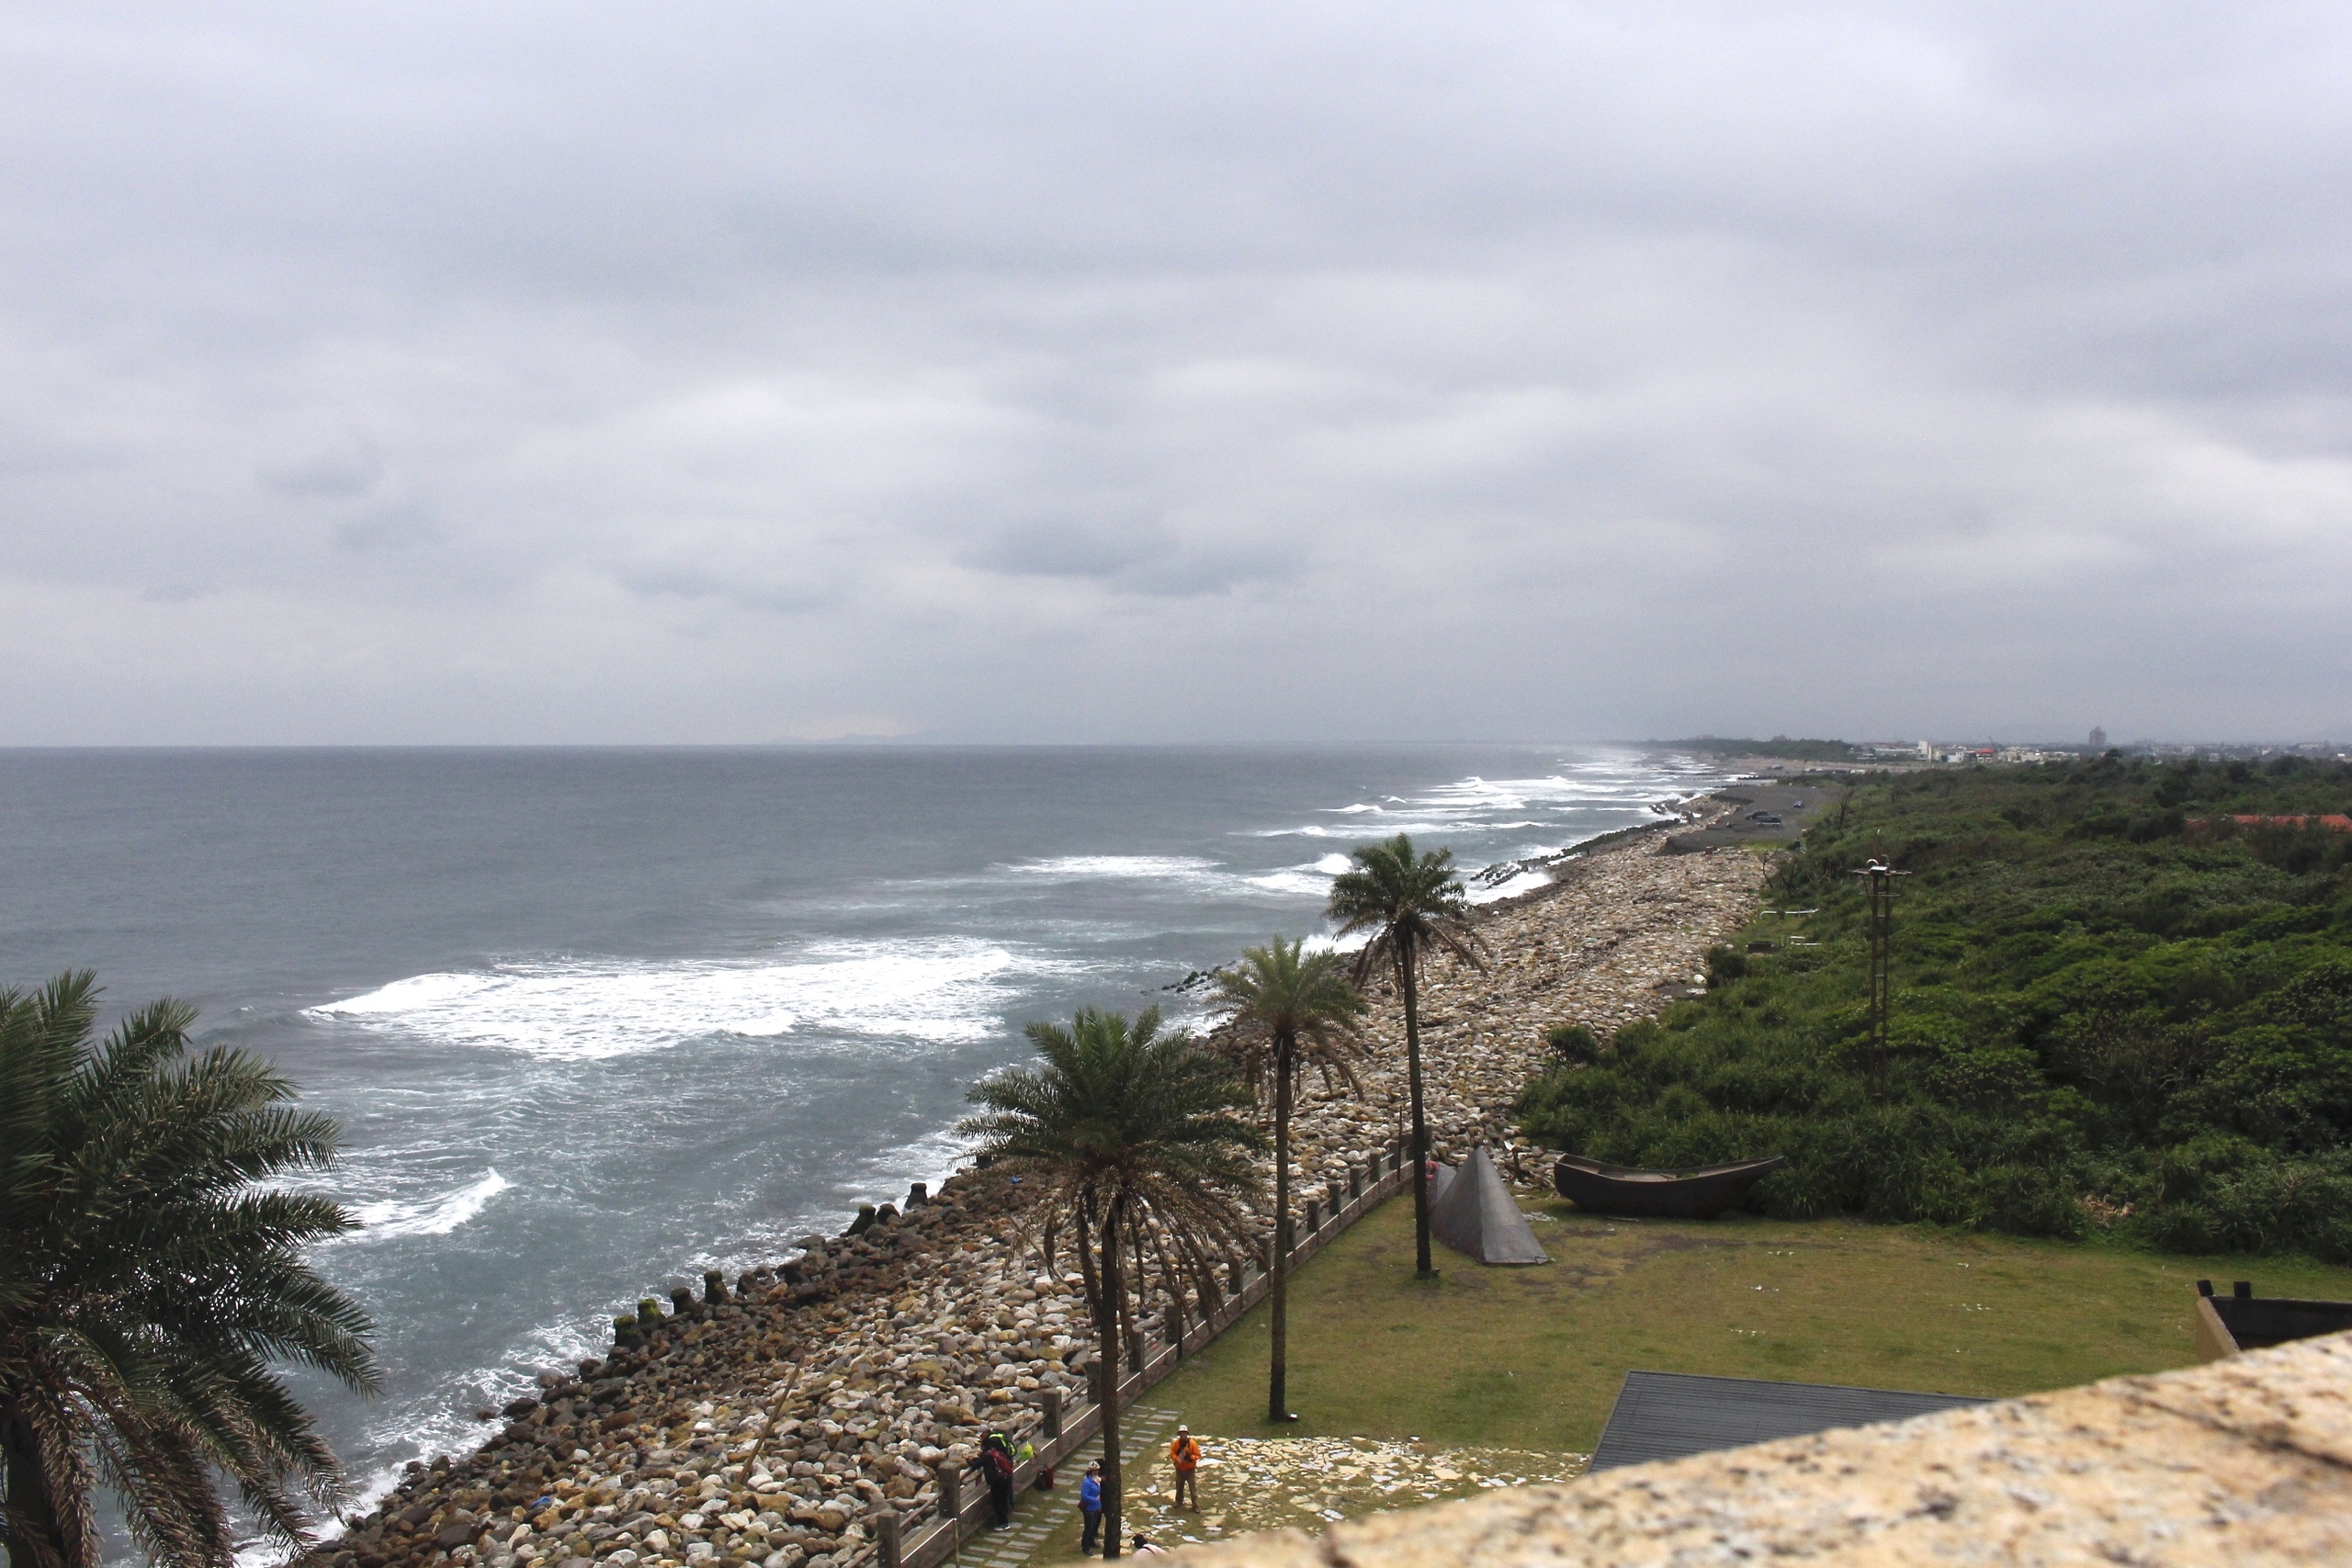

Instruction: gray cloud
[2,3,2349,743]
[962,519,1298,597]
[259,440,387,500]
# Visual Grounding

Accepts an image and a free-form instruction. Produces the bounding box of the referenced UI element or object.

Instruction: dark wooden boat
[1553,1154,1787,1219]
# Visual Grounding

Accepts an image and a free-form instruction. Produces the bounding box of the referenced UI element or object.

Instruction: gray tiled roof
[1588,1371,1989,1472]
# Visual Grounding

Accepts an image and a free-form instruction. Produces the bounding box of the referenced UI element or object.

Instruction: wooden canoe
[1553,1154,1787,1219]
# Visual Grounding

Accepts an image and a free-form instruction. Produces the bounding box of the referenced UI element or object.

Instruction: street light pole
[1854,859,1908,1081]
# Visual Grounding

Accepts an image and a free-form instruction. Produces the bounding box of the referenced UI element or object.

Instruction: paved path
[950,1405,1182,1568]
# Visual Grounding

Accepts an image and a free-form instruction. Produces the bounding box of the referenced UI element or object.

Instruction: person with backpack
[968,1433,1017,1529]
[1079,1460,1103,1554]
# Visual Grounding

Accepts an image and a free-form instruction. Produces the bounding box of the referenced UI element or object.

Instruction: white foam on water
[1259,754,1738,843]
[1302,930,1373,955]
[1241,852,1360,897]
[345,1169,512,1241]
[1242,868,1331,897]
[309,938,1046,1060]
[1250,819,1453,839]
[1466,869,1555,905]
[324,970,493,1014]
[1006,854,1224,879]
[1001,852,1363,905]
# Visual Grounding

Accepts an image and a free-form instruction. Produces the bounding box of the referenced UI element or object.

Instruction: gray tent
[1429,1147,1550,1266]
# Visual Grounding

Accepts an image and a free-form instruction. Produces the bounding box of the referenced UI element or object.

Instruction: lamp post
[1853,859,1908,1081]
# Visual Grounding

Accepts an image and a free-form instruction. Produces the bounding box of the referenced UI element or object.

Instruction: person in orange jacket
[1167,1425,1202,1508]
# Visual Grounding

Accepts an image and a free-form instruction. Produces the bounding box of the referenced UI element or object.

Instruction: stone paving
[1120,1438,1586,1551]
[949,1407,1180,1568]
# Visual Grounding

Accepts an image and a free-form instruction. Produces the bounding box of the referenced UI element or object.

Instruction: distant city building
[2089,727,2108,750]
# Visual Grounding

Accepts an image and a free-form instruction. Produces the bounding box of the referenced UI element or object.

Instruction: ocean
[0,744,1724,1516]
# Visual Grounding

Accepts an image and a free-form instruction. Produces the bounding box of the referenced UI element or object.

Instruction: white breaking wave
[346,1170,512,1240]
[1262,757,1722,842]
[1250,820,1453,839]
[1241,852,1357,897]
[1005,854,1224,881]
[310,939,1040,1060]
[1001,852,1360,905]
[1467,869,1555,905]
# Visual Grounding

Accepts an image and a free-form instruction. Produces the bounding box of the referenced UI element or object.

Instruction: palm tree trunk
[1269,1029,1295,1422]
[1149,1229,1189,1356]
[1399,931,1434,1276]
[1098,1199,1125,1560]
[1122,1225,1146,1373]
[4,1411,66,1568]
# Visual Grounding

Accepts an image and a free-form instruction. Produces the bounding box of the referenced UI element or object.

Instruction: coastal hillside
[1518,756,2352,1258]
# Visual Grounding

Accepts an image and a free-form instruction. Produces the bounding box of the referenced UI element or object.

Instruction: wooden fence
[890,1139,1414,1568]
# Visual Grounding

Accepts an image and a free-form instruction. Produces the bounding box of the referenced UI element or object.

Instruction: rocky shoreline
[309,811,1769,1568]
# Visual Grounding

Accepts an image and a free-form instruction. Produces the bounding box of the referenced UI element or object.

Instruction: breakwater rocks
[310,829,1767,1568]
[1276,820,1768,1195]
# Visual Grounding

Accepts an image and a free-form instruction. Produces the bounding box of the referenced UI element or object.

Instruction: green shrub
[1517,758,2352,1253]
[1544,1022,1601,1065]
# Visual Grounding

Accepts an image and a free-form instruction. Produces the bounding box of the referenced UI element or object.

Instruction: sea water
[0,744,1724,1511]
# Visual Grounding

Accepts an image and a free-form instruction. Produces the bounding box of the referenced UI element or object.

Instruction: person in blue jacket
[1079,1460,1103,1554]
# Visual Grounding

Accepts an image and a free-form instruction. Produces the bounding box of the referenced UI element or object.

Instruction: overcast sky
[4,4,2348,745]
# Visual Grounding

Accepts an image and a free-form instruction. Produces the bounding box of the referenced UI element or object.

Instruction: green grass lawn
[1151,1192,2352,1454]
[1023,1192,2352,1558]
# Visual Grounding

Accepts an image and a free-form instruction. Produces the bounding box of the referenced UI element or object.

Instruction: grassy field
[1018,1191,2352,1556]
[1153,1191,2352,1453]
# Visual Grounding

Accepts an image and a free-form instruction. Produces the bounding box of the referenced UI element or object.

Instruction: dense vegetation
[1518,755,2352,1258]
[1649,736,1861,762]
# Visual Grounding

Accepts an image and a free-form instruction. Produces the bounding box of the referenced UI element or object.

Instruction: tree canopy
[1,972,378,1568]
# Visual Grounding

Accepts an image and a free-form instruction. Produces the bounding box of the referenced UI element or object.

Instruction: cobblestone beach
[310,819,1768,1568]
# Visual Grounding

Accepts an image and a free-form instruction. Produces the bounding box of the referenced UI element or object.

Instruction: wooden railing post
[878,1509,901,1568]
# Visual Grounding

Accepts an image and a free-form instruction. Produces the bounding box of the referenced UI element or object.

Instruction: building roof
[1586,1370,1989,1472]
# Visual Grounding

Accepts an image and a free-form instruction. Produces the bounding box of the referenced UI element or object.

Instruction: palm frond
[0,972,377,1568]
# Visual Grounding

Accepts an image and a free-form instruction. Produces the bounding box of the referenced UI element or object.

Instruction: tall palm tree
[1210,939,1366,1424]
[1326,834,1487,1278]
[959,1008,1262,1560]
[1,972,378,1568]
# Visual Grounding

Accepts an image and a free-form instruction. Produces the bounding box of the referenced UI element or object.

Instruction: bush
[1544,1023,1601,1066]
[1516,758,2352,1251]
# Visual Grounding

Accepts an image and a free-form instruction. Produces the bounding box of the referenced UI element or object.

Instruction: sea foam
[310,938,1042,1061]
[345,1169,513,1241]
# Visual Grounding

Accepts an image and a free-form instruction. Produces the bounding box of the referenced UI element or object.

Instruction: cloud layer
[5,3,2349,743]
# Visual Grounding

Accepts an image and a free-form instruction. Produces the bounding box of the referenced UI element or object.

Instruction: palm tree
[959,1008,1263,1560]
[1,973,379,1568]
[1210,939,1366,1424]
[1326,834,1487,1278]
